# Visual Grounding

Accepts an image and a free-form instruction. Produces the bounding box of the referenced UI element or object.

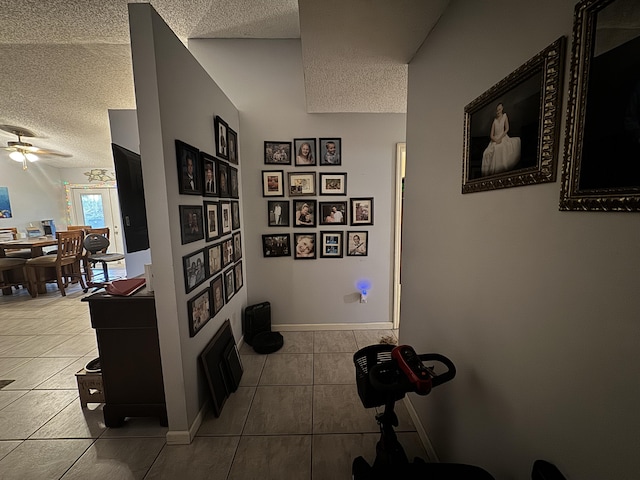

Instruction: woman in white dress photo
[481,102,521,176]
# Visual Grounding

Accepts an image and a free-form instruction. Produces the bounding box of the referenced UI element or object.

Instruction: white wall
[190,39,405,327]
[0,161,65,234]
[129,4,245,442]
[403,1,640,479]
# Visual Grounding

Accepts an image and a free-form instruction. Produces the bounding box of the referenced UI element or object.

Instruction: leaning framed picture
[206,243,223,277]
[347,231,368,256]
[227,128,238,165]
[234,261,244,292]
[264,141,292,165]
[188,286,211,337]
[294,232,316,259]
[462,36,566,193]
[231,200,241,230]
[224,267,235,302]
[229,166,239,198]
[262,170,285,197]
[233,231,242,260]
[319,172,347,195]
[220,201,232,235]
[179,205,204,244]
[350,198,374,226]
[201,152,219,197]
[560,0,640,211]
[268,200,290,227]
[319,201,347,225]
[222,237,234,268]
[262,234,291,257]
[319,138,341,165]
[294,138,317,166]
[176,140,202,195]
[218,161,230,198]
[183,248,207,293]
[214,115,229,160]
[204,201,220,242]
[293,199,316,227]
[210,275,224,316]
[320,231,343,258]
[288,172,316,196]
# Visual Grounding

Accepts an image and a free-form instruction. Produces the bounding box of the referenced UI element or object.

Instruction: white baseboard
[403,396,439,463]
[165,401,209,445]
[272,322,394,331]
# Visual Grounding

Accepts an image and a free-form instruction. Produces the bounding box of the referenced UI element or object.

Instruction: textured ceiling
[0,0,447,168]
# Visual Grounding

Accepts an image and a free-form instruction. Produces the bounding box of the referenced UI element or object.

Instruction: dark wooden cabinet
[83,288,167,427]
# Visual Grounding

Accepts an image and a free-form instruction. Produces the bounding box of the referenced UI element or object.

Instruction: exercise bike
[352,344,495,479]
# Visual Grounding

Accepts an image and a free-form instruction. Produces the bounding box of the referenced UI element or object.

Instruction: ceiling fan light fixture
[9,151,25,162]
[26,153,38,162]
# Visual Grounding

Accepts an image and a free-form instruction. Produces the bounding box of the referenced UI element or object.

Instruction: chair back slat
[57,230,85,260]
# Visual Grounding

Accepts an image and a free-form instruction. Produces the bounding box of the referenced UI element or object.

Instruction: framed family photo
[347,231,368,256]
[319,201,347,225]
[262,234,291,257]
[234,261,243,292]
[206,243,222,277]
[188,287,211,337]
[229,167,239,199]
[201,152,219,197]
[350,198,374,226]
[288,172,316,196]
[264,141,292,165]
[293,200,316,227]
[222,237,234,267]
[233,231,242,260]
[294,233,316,260]
[220,202,232,235]
[262,170,285,197]
[204,201,220,242]
[320,231,343,258]
[227,128,238,165]
[268,200,290,227]
[215,115,229,160]
[319,138,341,165]
[183,248,207,293]
[176,140,201,195]
[319,172,347,195]
[210,275,224,316]
[294,138,317,166]
[179,205,204,244]
[218,162,230,198]
[231,201,241,230]
[560,0,640,211]
[462,36,566,193]
[224,267,235,302]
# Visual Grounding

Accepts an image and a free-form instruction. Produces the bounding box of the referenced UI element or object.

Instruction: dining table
[0,236,58,295]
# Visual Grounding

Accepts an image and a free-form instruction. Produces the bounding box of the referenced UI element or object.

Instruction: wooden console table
[83,287,167,427]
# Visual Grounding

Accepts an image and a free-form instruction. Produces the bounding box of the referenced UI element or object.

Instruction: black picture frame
[264,141,292,165]
[234,261,243,293]
[206,243,223,277]
[350,198,374,226]
[294,232,317,259]
[183,248,207,293]
[463,37,566,193]
[222,237,234,268]
[233,231,242,261]
[262,170,285,197]
[268,200,290,227]
[176,140,202,195]
[262,234,291,257]
[231,200,241,230]
[220,201,232,235]
[319,201,347,225]
[204,200,220,242]
[229,166,239,198]
[319,172,347,195]
[201,152,219,197]
[214,115,229,160]
[224,267,235,302]
[179,205,204,244]
[560,0,640,211]
[210,274,224,316]
[187,286,211,337]
[288,172,316,196]
[218,161,230,198]
[294,138,317,166]
[320,231,343,258]
[227,128,238,165]
[319,138,342,165]
[293,199,317,227]
[347,231,369,256]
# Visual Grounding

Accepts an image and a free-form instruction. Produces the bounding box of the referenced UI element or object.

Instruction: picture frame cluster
[176,114,243,338]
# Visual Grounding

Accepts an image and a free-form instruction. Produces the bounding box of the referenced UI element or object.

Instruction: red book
[105,278,146,296]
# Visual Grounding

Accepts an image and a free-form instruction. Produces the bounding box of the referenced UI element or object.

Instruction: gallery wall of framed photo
[262,138,373,260]
[177,115,244,337]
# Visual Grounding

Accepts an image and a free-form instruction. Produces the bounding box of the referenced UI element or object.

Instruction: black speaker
[243,302,271,346]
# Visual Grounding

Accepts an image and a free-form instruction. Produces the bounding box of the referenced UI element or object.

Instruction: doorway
[70,186,125,258]
[393,143,406,329]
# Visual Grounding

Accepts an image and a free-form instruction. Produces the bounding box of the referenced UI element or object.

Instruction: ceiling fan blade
[32,148,72,158]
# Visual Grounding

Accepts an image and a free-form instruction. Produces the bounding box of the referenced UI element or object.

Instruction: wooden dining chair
[25,230,87,297]
[0,257,28,295]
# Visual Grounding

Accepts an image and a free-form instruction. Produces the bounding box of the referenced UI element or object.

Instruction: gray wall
[190,39,405,327]
[129,4,246,441]
[403,1,640,478]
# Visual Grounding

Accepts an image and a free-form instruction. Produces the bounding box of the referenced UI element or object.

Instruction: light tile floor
[0,274,425,479]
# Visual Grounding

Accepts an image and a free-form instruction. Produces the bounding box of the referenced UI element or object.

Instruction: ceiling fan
[0,124,71,170]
